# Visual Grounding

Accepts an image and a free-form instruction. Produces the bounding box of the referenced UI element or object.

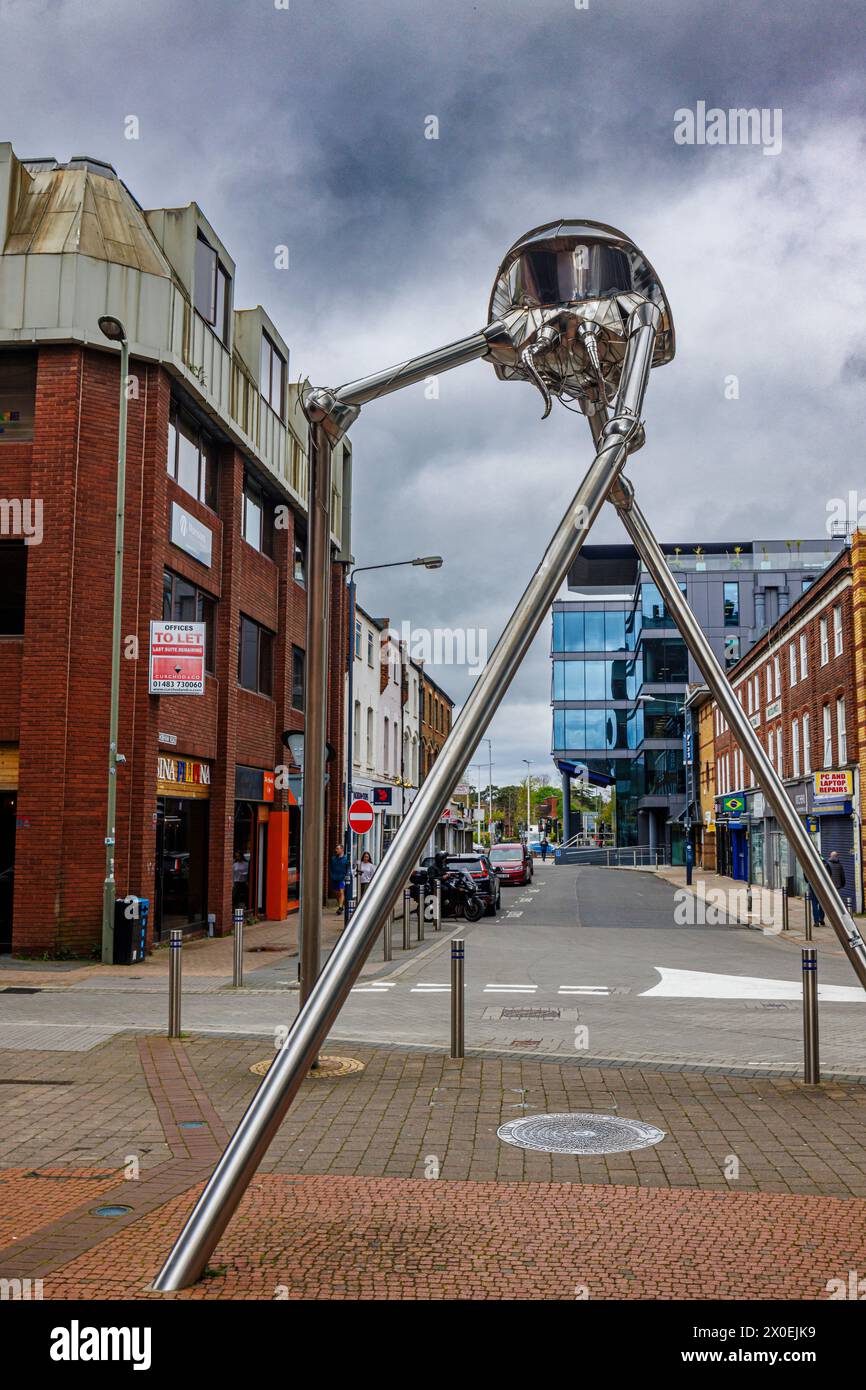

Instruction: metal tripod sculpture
[154,219,866,1291]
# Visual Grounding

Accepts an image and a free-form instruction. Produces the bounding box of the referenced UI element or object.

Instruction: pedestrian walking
[358,850,375,899]
[329,843,349,912]
[826,850,846,892]
[806,877,825,927]
[540,835,549,862]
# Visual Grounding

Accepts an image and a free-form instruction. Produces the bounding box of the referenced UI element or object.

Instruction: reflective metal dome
[486,219,674,418]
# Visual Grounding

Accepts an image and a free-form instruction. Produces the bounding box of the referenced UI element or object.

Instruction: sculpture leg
[612,476,866,992]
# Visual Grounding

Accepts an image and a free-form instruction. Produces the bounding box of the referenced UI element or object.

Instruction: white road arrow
[640,965,865,1003]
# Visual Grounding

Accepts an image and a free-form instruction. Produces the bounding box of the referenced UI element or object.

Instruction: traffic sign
[348,799,375,834]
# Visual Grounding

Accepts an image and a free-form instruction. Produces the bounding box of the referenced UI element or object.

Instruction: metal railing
[554,844,670,868]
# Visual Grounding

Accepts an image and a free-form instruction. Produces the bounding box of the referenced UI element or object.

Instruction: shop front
[807,769,860,912]
[233,765,276,918]
[155,753,211,941]
[715,792,749,882]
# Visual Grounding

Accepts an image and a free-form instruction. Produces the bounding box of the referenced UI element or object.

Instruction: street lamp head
[485,219,674,420]
[413,555,444,569]
[98,315,127,343]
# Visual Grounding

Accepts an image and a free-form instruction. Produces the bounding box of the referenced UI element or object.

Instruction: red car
[489,842,533,887]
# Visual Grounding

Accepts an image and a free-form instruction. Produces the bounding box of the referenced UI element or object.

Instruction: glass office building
[552,539,843,860]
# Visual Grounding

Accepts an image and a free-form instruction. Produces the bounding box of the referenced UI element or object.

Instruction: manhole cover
[249,1054,365,1079]
[497,1112,665,1155]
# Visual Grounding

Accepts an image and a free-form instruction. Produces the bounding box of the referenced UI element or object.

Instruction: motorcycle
[409,866,485,923]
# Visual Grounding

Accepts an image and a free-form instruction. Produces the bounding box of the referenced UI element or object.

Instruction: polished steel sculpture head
[486,219,675,418]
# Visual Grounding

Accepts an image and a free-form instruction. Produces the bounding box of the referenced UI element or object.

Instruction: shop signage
[158,732,177,746]
[157,755,211,799]
[149,622,206,695]
[814,770,853,800]
[0,744,19,789]
[372,786,393,806]
[170,501,213,567]
[235,765,276,803]
[721,793,745,815]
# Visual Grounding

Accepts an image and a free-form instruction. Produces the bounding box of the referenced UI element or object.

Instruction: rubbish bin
[113,896,149,965]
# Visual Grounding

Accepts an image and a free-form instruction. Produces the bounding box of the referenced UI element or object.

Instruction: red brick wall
[714,552,856,787]
[5,344,347,955]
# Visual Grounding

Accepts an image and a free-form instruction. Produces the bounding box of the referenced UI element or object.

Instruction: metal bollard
[804,891,812,941]
[781,886,789,932]
[403,888,412,950]
[802,947,820,1085]
[383,907,392,961]
[450,938,464,1058]
[168,928,183,1038]
[232,906,244,987]
[434,877,442,932]
[418,891,426,943]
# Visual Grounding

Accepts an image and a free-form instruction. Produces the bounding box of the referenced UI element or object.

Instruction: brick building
[0,145,351,957]
[712,540,859,906]
[419,670,453,780]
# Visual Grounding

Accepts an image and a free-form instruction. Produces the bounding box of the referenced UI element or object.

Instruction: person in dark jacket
[827,851,846,892]
[329,844,349,911]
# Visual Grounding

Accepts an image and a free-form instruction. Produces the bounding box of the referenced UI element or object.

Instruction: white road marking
[640,965,866,1003]
[484,984,537,994]
[558,986,610,995]
[411,982,450,993]
[505,911,523,918]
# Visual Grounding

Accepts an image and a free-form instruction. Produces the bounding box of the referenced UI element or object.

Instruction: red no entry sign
[348,798,374,834]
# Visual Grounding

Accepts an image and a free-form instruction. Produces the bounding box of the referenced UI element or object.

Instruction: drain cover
[497,1112,664,1155]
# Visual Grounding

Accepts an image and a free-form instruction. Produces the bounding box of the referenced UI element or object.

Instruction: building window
[194,231,231,344]
[168,404,217,509]
[837,697,847,763]
[353,701,361,762]
[0,542,26,633]
[773,655,780,698]
[822,703,832,767]
[383,716,390,774]
[765,666,772,702]
[803,713,811,773]
[366,707,373,766]
[723,581,739,626]
[238,615,273,696]
[292,523,306,587]
[833,605,843,657]
[777,723,783,776]
[792,717,800,777]
[0,350,37,442]
[163,569,215,671]
[820,617,829,666]
[367,631,374,667]
[768,728,774,767]
[291,645,305,711]
[242,475,274,556]
[354,618,362,658]
[789,643,797,687]
[260,331,286,419]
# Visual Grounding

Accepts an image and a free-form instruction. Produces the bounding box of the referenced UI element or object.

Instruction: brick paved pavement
[1,1032,865,1298]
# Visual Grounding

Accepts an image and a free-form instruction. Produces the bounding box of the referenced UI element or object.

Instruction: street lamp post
[98,315,129,966]
[522,758,532,840]
[482,737,493,840]
[345,556,442,920]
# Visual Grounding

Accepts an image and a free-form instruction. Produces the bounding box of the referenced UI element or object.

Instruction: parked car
[420,853,501,915]
[489,842,533,886]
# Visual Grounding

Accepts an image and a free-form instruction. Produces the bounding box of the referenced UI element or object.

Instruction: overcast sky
[2,0,864,785]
